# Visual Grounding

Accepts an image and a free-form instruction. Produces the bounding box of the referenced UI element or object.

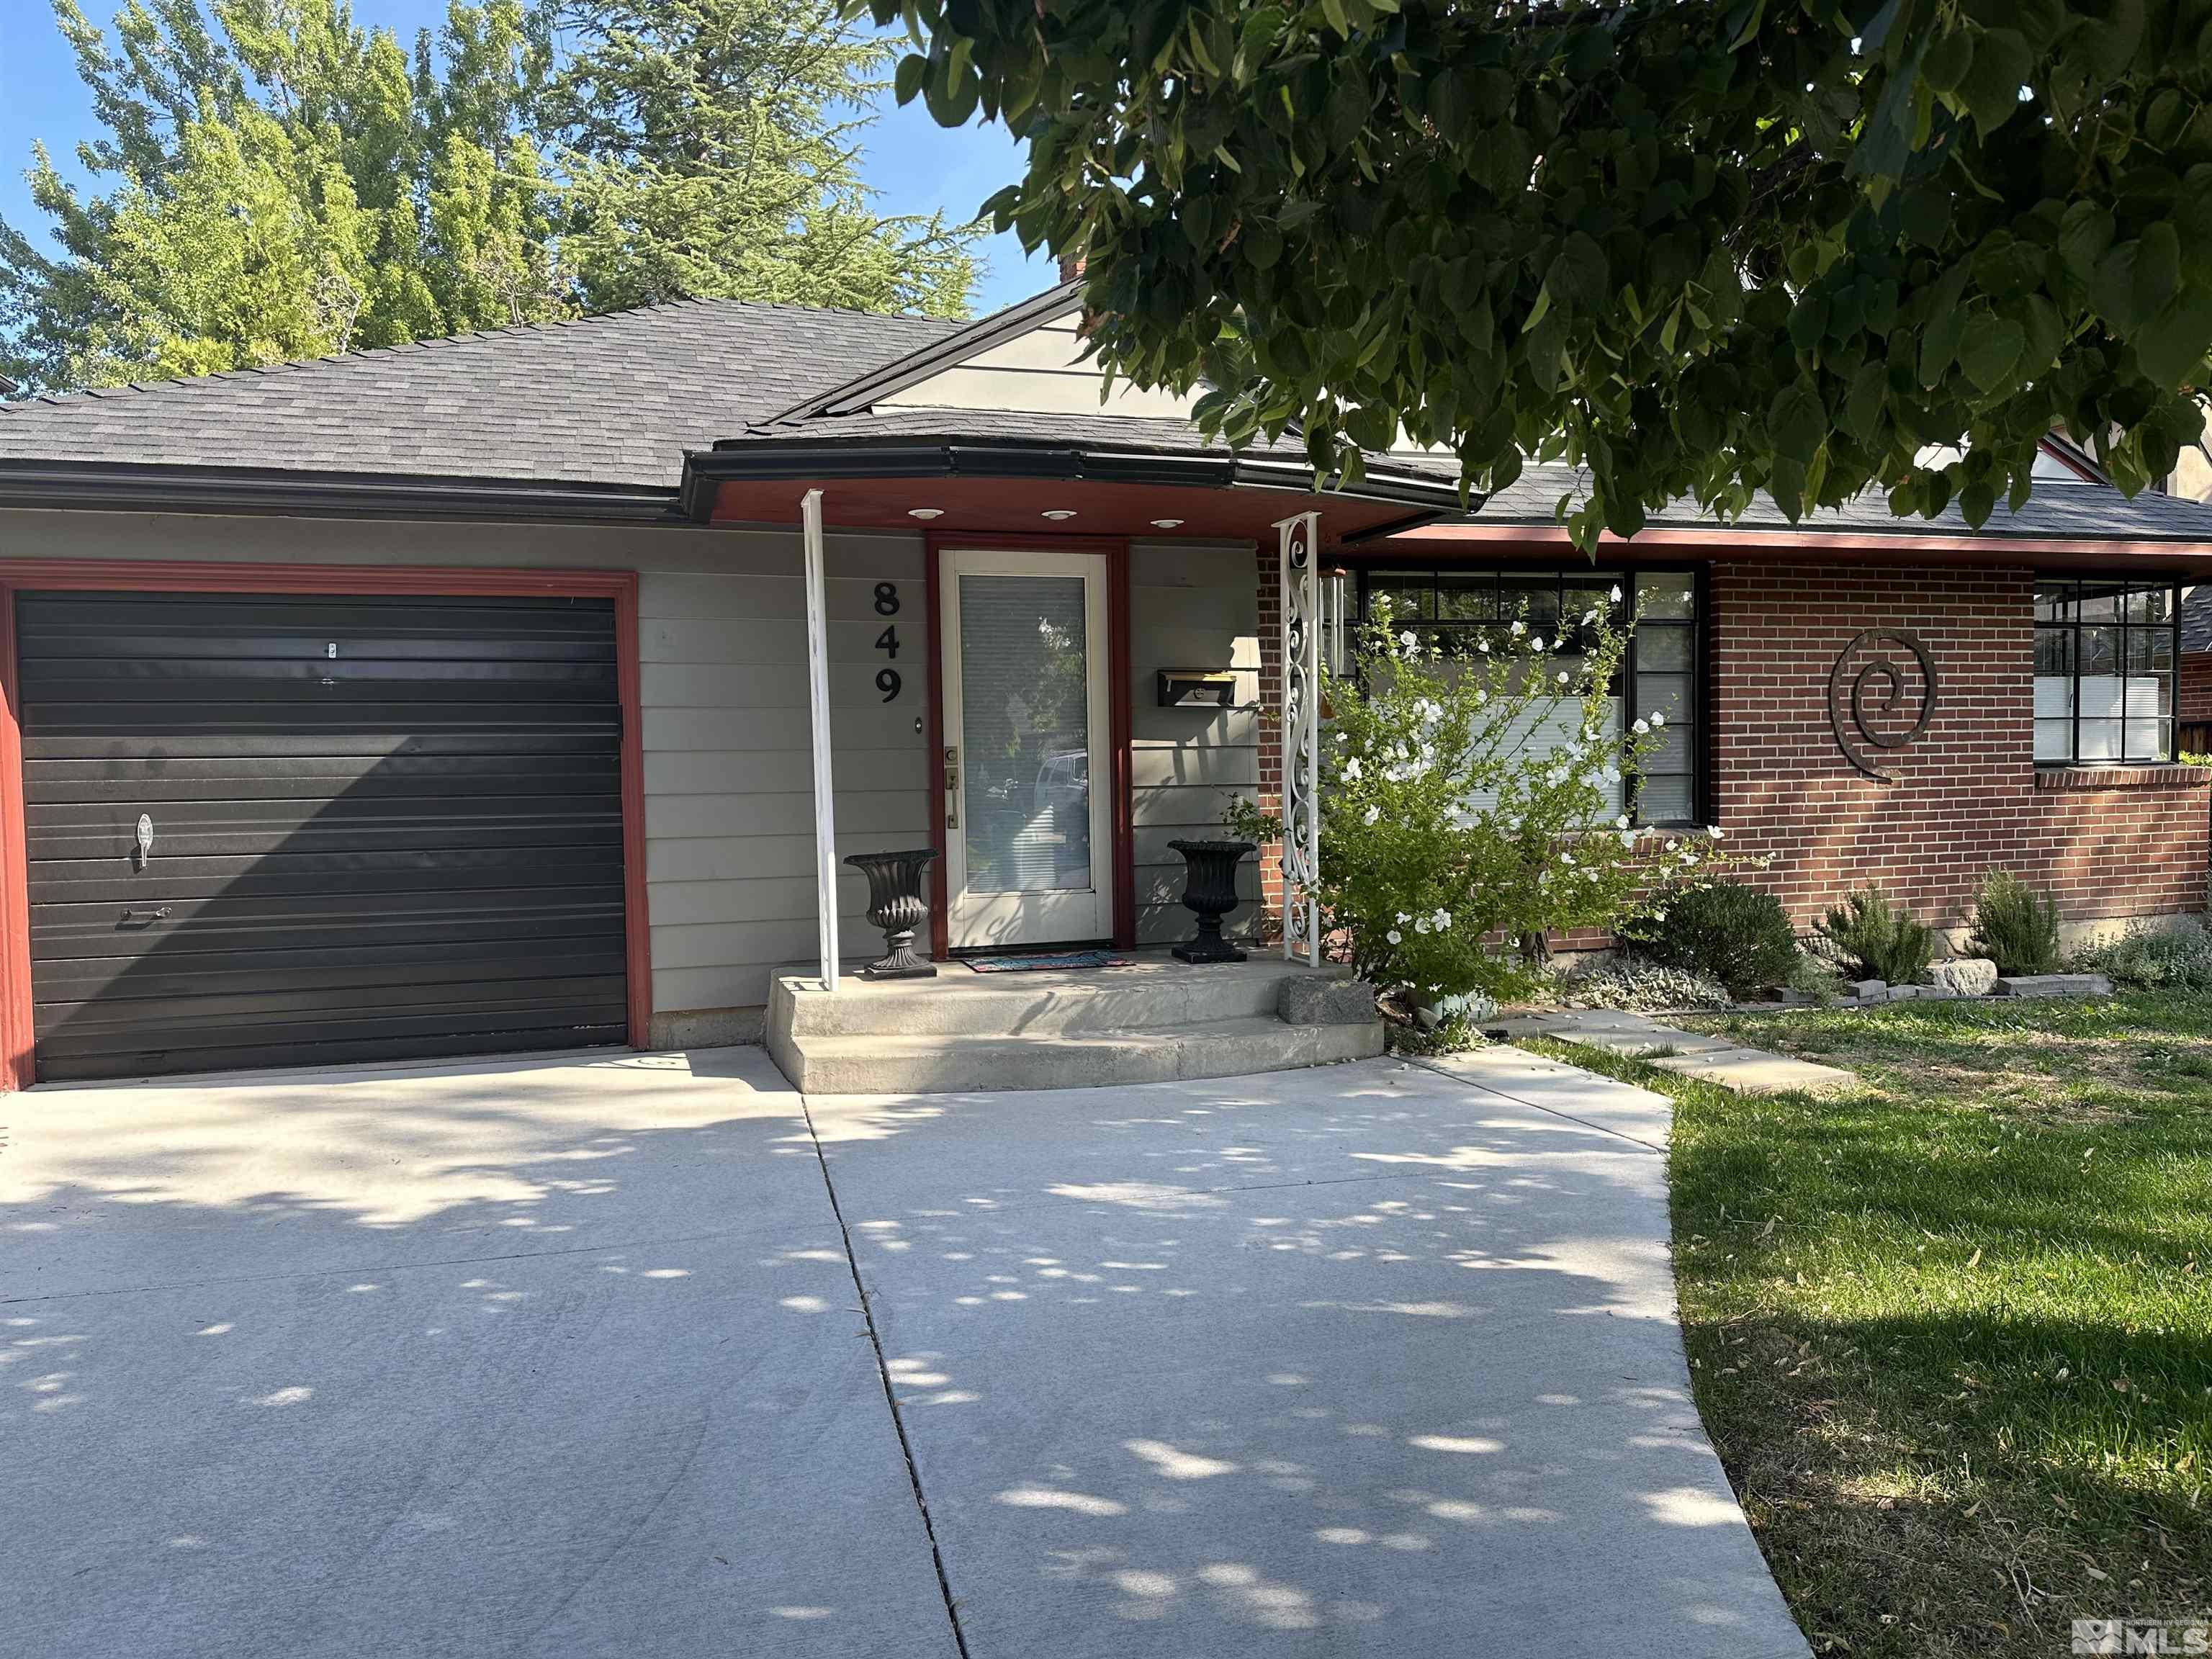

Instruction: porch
[765,952,1381,1095]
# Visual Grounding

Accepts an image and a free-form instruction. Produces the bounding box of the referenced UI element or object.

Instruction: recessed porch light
[1150,518,1185,529]
[907,507,944,520]
[1040,508,1078,521]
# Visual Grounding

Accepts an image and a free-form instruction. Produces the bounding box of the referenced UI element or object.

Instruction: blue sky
[0,0,1053,316]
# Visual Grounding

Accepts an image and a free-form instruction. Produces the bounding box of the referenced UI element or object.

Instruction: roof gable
[757,279,1202,428]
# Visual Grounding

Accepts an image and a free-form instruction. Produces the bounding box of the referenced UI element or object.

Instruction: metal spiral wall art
[1827,629,1940,783]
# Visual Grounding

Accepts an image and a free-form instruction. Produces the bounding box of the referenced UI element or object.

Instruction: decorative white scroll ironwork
[1277,511,1322,966]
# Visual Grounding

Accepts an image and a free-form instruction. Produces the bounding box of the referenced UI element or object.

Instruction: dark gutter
[680,436,1470,523]
[0,459,683,524]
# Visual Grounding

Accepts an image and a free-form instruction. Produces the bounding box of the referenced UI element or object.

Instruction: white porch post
[1277,511,1321,967]
[801,487,840,991]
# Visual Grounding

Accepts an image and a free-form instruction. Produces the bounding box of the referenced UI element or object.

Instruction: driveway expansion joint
[799,1091,974,1659]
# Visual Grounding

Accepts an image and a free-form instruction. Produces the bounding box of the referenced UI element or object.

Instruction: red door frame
[0,559,651,1092]
[922,534,1135,958]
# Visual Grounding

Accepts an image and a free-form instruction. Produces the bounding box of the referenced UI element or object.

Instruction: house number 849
[873,583,901,701]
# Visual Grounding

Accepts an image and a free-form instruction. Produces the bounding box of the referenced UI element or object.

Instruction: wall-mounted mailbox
[1158,669,1237,708]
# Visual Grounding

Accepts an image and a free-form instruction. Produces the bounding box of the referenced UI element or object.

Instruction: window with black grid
[1357,567,1701,827]
[2033,577,2181,765]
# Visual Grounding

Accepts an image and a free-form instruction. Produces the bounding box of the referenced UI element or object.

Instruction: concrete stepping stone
[1495,1007,1858,1097]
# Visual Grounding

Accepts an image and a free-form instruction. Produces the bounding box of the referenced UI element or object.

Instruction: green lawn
[1527,993,2212,1659]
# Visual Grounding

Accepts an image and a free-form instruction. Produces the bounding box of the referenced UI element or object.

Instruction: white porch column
[1277,511,1321,967]
[801,487,840,991]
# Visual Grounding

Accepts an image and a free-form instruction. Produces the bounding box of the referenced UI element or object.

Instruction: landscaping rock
[1888,983,1958,1002]
[1930,957,1999,997]
[1992,973,2115,999]
[1278,976,1380,1025]
[1848,979,1887,1002]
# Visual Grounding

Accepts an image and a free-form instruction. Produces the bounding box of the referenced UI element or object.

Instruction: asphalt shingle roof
[0,300,964,491]
[3,289,2209,552]
[1470,460,2212,543]
[2184,583,2212,652]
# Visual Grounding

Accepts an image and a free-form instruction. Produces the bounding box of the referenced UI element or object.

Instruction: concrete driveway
[1,1045,1809,1659]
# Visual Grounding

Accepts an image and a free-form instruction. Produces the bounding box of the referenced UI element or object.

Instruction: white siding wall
[1128,539,1264,944]
[0,508,928,1033]
[0,510,1263,1023]
[880,313,1200,420]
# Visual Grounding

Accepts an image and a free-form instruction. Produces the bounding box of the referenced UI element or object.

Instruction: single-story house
[1,277,2208,1089]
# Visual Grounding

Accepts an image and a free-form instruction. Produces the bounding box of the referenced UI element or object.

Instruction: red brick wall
[1249,554,2208,946]
[2182,648,2212,731]
[1710,561,2210,934]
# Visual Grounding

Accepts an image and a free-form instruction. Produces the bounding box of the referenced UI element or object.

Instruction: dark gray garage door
[17,591,629,1082]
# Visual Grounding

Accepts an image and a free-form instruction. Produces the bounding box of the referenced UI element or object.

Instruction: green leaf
[2058,200,2115,282]
[1956,28,2031,139]
[1769,382,1826,464]
[2131,282,2212,390]
[894,53,927,107]
[1920,302,1966,386]
[2095,238,2151,330]
[1922,27,1973,93]
[1957,310,2025,391]
[1550,231,1608,310]
[1845,358,1889,444]
[2136,221,2182,320]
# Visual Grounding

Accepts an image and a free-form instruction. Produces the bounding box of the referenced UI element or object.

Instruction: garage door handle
[121,906,172,923]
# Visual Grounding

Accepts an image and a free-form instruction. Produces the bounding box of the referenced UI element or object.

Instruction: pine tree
[1,0,975,394]
[541,0,976,318]
[0,0,569,390]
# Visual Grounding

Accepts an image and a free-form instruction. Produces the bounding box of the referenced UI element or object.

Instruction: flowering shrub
[1232,594,1735,1005]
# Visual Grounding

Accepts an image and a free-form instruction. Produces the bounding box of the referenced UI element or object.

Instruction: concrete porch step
[773,955,1344,1038]
[775,1015,1385,1096]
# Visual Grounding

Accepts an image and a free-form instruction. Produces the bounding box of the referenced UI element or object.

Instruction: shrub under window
[1358,567,1699,825]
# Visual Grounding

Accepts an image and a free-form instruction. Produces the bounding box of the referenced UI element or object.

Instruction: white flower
[1477,638,1491,654]
[1614,814,1630,830]
[1632,718,1650,736]
[1336,731,1349,744]
[1708,825,1725,840]
[1341,756,1362,780]
[1413,917,1431,935]
[1386,929,1403,945]
[1609,585,1623,602]
[1555,670,1570,685]
[1650,712,1667,729]
[1665,840,1679,852]
[1510,619,1526,636]
[1362,805,1381,826]
[1430,908,1451,930]
[1530,635,1547,653]
[1473,688,1488,705]
[1619,830,1636,849]
[1395,912,1411,924]
[1560,851,1577,867]
[1399,630,1416,651]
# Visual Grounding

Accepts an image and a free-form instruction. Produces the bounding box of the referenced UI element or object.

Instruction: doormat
[963,950,1132,974]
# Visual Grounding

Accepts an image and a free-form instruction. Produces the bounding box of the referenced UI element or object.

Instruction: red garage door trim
[0,560,649,1092]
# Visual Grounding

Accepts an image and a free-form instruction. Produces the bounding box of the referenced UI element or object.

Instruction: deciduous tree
[876,0,2212,540]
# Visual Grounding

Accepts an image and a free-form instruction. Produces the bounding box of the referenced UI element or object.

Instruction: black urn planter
[844,848,940,979]
[1166,838,1255,964]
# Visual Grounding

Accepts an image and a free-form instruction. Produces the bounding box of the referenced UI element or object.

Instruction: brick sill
[2033,764,2212,792]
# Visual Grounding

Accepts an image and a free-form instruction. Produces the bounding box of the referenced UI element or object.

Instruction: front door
[939,549,1113,950]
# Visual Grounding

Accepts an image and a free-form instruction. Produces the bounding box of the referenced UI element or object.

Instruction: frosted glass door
[940,552,1113,948]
